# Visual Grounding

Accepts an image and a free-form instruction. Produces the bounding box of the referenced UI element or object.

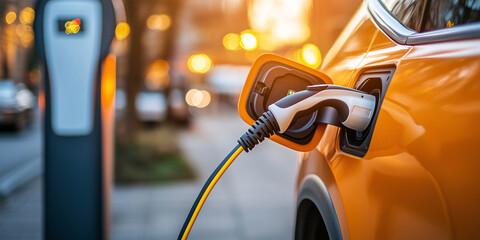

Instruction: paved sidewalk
[0,109,42,197]
[181,110,298,240]
[0,110,299,240]
[0,177,42,240]
[112,110,298,239]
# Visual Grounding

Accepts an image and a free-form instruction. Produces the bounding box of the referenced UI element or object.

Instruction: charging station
[34,0,116,239]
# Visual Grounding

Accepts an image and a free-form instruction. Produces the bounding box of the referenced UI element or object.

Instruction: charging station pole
[34,0,116,239]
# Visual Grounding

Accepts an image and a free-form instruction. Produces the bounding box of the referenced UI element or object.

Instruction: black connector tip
[238,111,279,152]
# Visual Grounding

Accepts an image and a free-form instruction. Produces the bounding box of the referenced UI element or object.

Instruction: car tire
[295,199,330,240]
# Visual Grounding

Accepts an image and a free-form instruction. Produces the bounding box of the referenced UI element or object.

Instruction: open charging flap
[238,54,333,151]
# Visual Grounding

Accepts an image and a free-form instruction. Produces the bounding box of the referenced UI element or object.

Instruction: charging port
[339,67,395,157]
[245,62,326,145]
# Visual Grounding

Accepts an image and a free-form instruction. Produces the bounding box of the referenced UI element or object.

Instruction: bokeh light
[196,90,211,108]
[240,31,258,51]
[20,7,35,24]
[115,22,130,40]
[185,89,211,108]
[15,24,34,47]
[146,60,170,90]
[191,91,203,106]
[300,43,321,68]
[5,11,16,24]
[147,14,171,31]
[187,54,212,74]
[223,33,241,51]
[20,32,34,47]
[248,0,311,50]
[185,89,199,106]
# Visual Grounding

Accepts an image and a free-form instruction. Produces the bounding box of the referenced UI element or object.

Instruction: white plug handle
[268,85,376,133]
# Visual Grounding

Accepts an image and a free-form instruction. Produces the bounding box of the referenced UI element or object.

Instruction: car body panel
[297,174,343,240]
[322,3,377,88]
[370,40,480,239]
[297,1,480,239]
[297,149,350,240]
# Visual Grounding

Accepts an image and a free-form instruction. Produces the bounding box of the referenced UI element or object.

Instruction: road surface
[0,109,42,196]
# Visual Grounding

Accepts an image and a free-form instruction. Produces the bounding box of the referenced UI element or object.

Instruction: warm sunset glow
[248,0,311,50]
[188,54,212,74]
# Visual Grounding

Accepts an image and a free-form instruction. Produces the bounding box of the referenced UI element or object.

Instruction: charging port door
[238,54,334,151]
[339,67,396,157]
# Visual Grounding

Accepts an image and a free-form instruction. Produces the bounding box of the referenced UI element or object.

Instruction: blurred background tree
[119,0,181,143]
[121,0,144,143]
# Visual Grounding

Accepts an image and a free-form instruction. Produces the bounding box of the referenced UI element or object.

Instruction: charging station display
[43,1,102,136]
[57,18,84,34]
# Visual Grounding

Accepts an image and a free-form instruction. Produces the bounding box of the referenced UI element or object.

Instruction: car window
[380,0,428,32]
[0,81,16,99]
[423,0,480,31]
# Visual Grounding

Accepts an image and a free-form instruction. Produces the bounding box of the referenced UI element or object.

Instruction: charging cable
[178,144,244,240]
[178,84,375,239]
[178,112,278,240]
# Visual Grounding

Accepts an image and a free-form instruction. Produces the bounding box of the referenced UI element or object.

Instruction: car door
[317,0,480,239]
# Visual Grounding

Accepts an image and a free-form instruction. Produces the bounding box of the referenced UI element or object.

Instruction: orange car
[293,0,480,239]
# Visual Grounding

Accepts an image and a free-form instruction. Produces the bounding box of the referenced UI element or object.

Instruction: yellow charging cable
[178,112,279,239]
[178,144,244,240]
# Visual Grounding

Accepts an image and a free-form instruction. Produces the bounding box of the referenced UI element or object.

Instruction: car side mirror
[238,54,333,151]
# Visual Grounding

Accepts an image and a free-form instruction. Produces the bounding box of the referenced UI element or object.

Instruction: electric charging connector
[238,84,375,152]
[238,111,279,152]
[178,84,376,239]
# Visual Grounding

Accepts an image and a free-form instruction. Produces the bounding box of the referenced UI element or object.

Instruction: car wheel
[295,199,329,240]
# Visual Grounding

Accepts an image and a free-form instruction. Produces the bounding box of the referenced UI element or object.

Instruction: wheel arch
[295,174,343,240]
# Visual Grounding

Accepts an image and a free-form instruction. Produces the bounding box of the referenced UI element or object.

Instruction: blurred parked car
[116,88,190,125]
[0,80,35,130]
[116,89,167,123]
[135,91,167,123]
[208,65,250,96]
[294,0,480,239]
